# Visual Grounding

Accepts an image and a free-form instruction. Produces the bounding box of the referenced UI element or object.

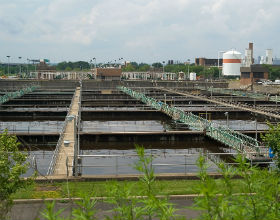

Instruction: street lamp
[187,59,190,80]
[218,51,225,79]
[6,56,10,76]
[92,58,96,68]
[27,58,30,76]
[224,112,229,128]
[18,57,22,77]
[255,117,258,141]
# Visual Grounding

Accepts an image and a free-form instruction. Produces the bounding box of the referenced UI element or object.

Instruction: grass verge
[11,179,244,199]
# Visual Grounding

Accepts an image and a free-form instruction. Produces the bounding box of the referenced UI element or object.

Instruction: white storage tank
[189,72,196,81]
[222,50,242,76]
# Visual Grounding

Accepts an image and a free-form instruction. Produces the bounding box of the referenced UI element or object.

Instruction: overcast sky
[0,0,279,64]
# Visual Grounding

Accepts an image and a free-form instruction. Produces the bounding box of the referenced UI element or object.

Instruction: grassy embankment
[12,179,244,199]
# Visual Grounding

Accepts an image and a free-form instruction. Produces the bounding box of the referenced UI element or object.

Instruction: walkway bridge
[47,86,81,176]
[0,84,40,105]
[118,86,270,162]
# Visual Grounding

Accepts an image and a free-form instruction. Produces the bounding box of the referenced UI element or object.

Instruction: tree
[122,64,136,72]
[261,122,280,170]
[130,62,139,69]
[152,62,163,68]
[138,63,150,71]
[0,130,32,219]
[263,64,280,81]
[193,155,280,220]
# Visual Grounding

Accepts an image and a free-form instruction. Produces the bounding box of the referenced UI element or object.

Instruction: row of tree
[1,61,280,80]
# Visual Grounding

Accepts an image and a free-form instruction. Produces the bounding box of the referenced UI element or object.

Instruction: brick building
[240,65,269,85]
[96,68,122,81]
[195,58,223,67]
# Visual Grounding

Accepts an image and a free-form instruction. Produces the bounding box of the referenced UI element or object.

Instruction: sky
[0,0,279,64]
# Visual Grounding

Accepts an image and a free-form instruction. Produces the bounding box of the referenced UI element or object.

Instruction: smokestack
[249,42,254,64]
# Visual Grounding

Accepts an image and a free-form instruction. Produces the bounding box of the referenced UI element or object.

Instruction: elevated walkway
[48,87,81,176]
[118,86,270,162]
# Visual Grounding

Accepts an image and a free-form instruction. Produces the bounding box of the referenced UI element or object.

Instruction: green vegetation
[262,122,280,170]
[122,62,220,79]
[12,179,246,199]
[56,61,90,71]
[0,131,33,219]
[263,64,280,81]
[0,64,35,76]
[193,155,280,220]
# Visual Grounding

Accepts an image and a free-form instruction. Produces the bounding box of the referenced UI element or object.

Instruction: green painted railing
[118,86,263,157]
[0,84,40,105]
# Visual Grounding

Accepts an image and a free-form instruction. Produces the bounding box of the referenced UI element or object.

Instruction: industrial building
[195,58,223,67]
[95,68,122,81]
[240,65,269,85]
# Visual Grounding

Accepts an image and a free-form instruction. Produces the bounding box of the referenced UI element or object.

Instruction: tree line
[1,61,280,80]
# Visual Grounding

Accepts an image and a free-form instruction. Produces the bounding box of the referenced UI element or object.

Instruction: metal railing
[67,151,274,176]
[117,86,269,160]
[73,81,82,176]
[47,88,78,175]
[0,83,40,105]
[0,121,62,134]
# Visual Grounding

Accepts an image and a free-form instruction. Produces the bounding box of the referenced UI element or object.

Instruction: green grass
[11,179,244,200]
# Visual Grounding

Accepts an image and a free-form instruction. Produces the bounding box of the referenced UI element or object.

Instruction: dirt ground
[228,80,280,94]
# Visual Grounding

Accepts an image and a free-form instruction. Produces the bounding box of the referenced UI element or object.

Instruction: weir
[118,86,270,162]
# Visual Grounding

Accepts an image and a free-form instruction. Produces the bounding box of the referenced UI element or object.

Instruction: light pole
[162,61,165,80]
[187,59,190,80]
[90,59,93,70]
[6,56,10,76]
[224,112,229,128]
[254,114,258,141]
[18,57,22,77]
[92,57,96,68]
[218,51,225,79]
[27,58,30,77]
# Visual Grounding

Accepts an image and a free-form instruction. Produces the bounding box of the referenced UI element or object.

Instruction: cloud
[0,0,279,62]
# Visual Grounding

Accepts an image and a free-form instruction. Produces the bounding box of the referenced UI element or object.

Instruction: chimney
[249,42,254,64]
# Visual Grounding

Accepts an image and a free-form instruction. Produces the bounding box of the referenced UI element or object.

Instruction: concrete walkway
[53,87,80,176]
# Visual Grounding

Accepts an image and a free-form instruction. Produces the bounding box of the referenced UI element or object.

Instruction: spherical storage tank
[222,50,242,76]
